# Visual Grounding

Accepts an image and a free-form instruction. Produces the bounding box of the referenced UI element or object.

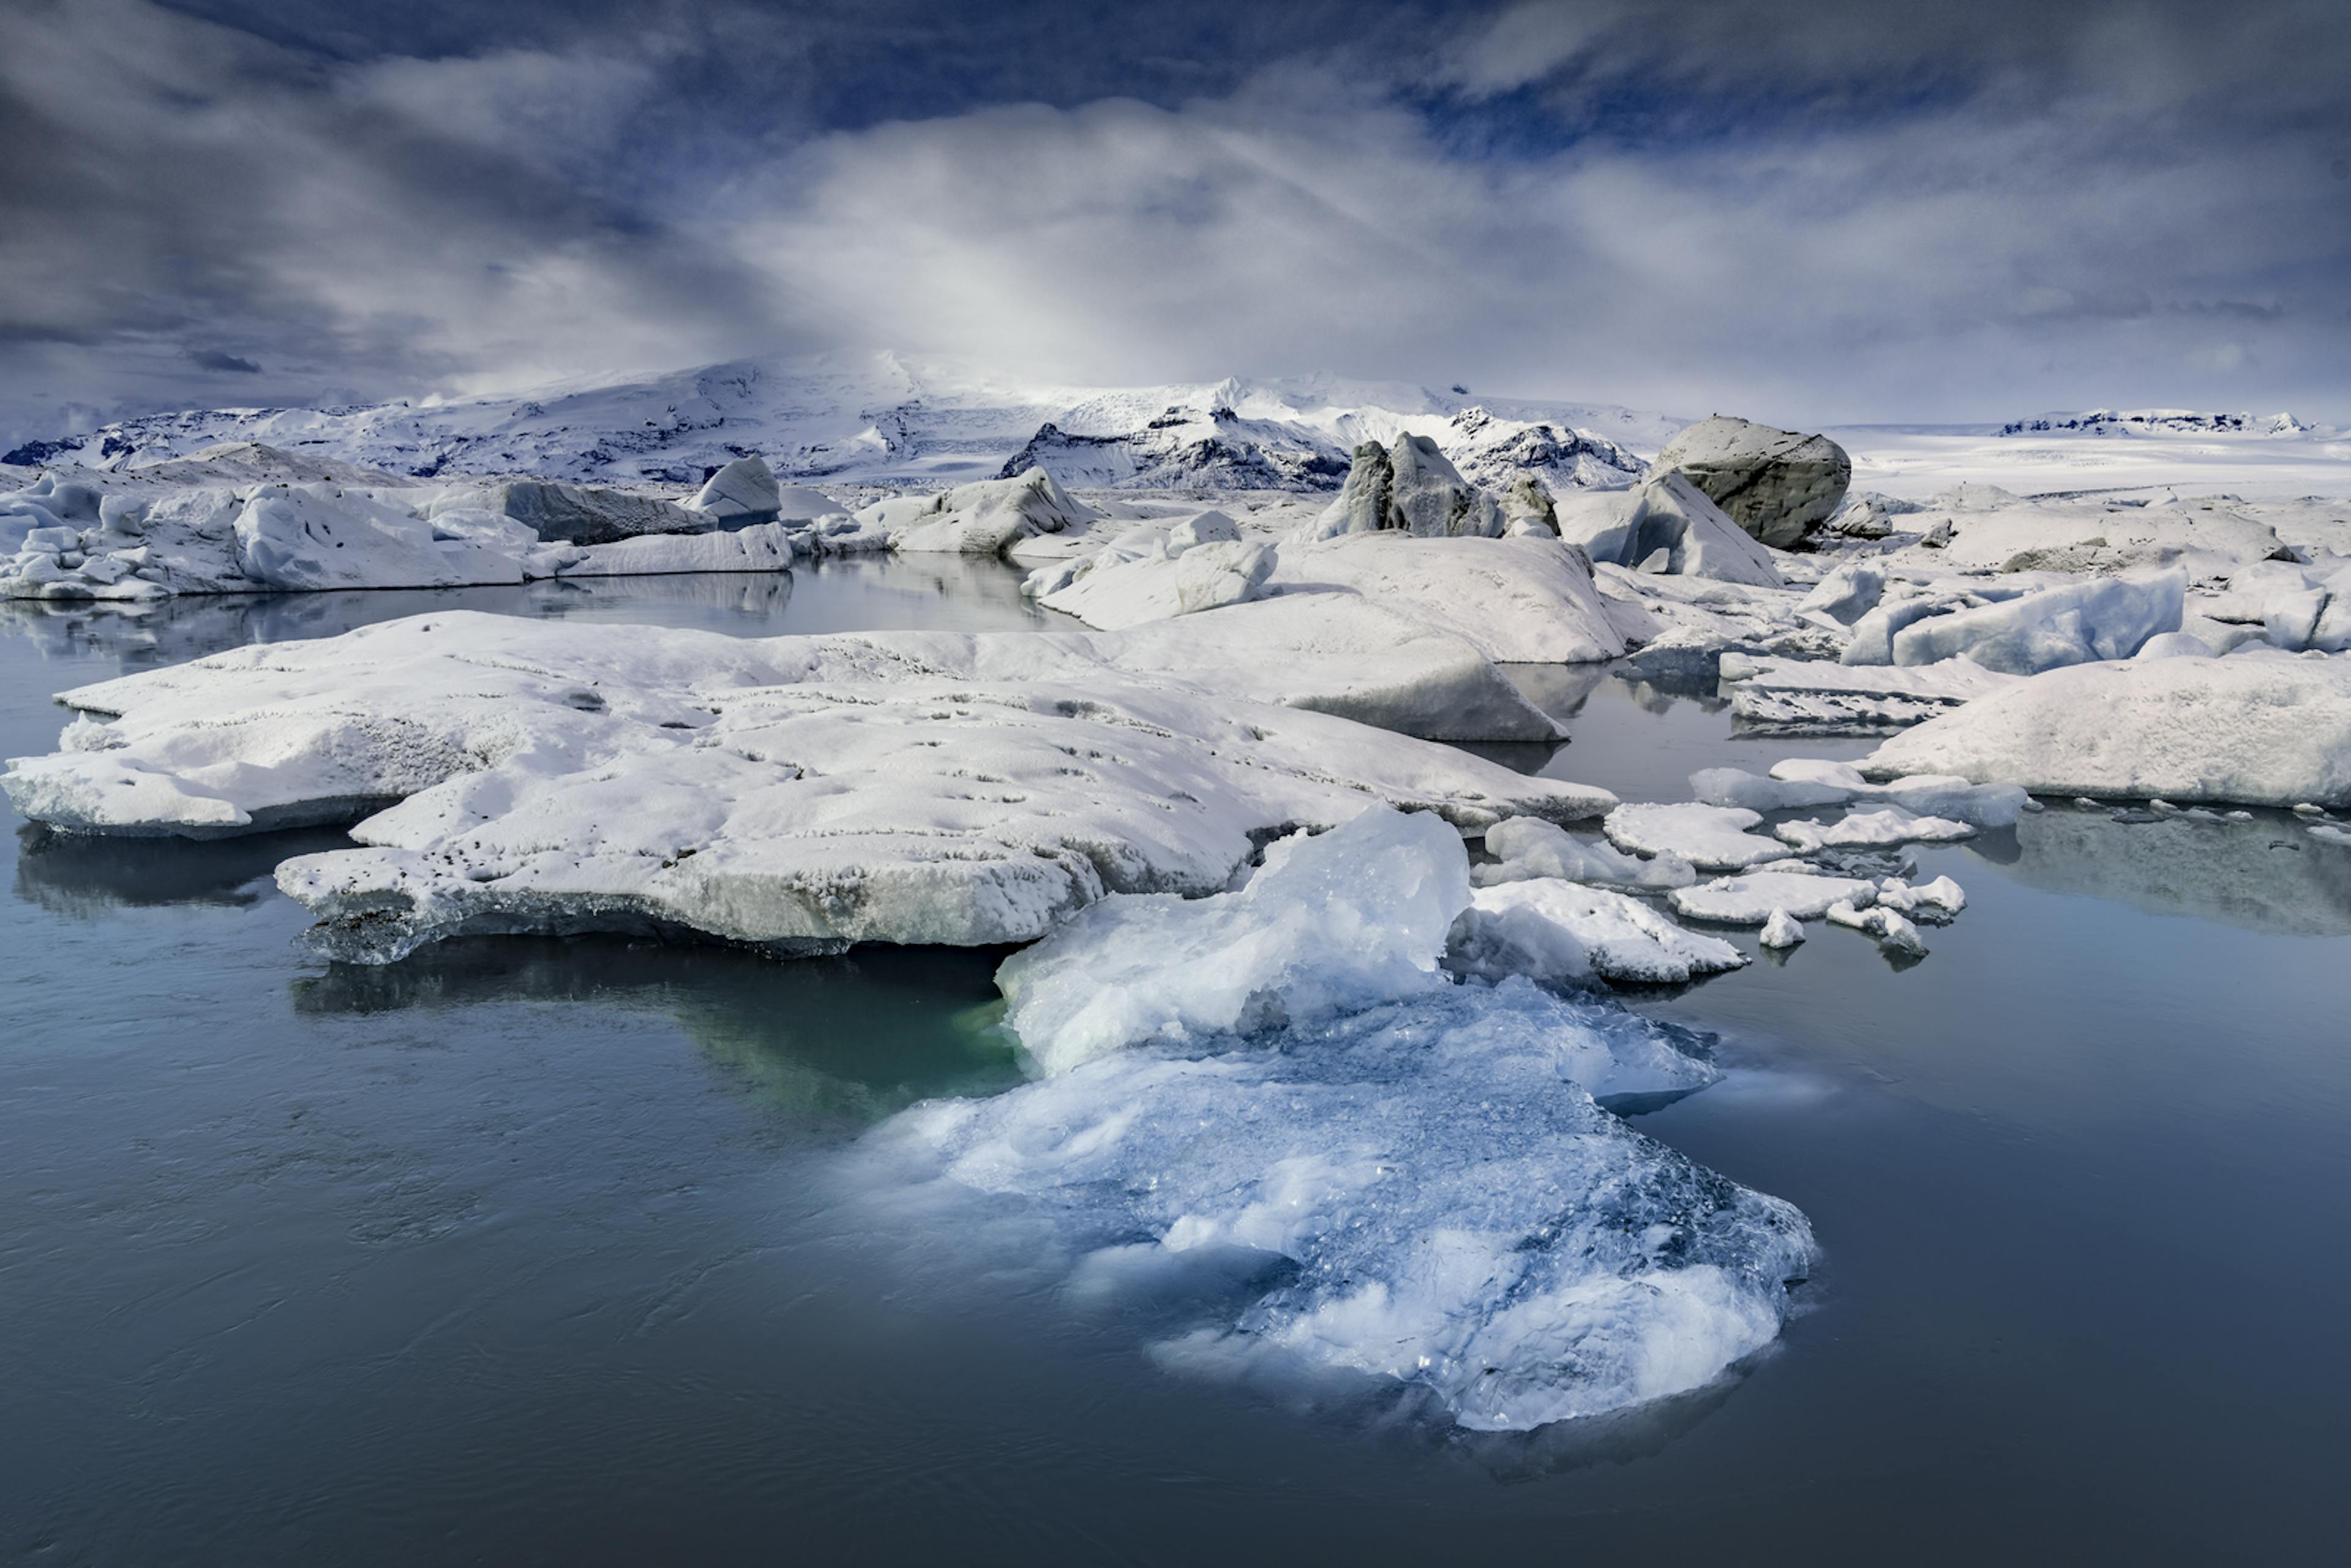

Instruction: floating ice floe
[1603,803,1794,871]
[861,976,1813,1430]
[1772,806,1976,854]
[1866,648,2351,808]
[1824,899,1929,957]
[1449,879,1747,988]
[1,612,1613,961]
[1872,875,1967,921]
[1757,909,1805,948]
[1669,870,1881,925]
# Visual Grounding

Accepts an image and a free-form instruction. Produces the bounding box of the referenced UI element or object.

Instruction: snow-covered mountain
[3,355,1674,494]
[1998,409,2325,438]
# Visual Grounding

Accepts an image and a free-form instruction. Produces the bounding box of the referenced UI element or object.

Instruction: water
[5,565,2349,1564]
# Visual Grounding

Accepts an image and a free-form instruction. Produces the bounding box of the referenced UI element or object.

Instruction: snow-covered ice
[1,613,1613,962]
[1757,909,1805,949]
[1824,899,1928,958]
[1669,871,1882,925]
[1603,803,1794,871]
[1448,879,1747,988]
[1866,649,2351,808]
[1772,807,1976,854]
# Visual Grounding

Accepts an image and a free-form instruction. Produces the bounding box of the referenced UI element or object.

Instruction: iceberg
[2,612,1612,961]
[1865,649,2351,808]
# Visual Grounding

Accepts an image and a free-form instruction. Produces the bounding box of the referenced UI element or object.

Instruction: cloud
[2,0,2347,448]
[186,348,263,373]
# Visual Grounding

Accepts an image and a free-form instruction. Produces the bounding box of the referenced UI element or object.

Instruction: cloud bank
[3,0,2346,445]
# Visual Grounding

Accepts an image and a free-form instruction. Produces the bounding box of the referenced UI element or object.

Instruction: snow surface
[1772,807,1976,853]
[1475,815,1696,891]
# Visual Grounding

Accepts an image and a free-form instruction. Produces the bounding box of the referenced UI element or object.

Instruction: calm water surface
[4,563,2349,1564]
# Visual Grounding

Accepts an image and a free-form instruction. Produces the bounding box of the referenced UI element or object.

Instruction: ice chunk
[1796,562,1886,626]
[857,978,1812,1430]
[686,456,784,523]
[1670,871,1880,924]
[1824,899,1928,957]
[1476,815,1695,890]
[997,809,1471,1077]
[1448,879,1747,988]
[1884,569,2185,673]
[1772,806,1976,853]
[2134,631,2214,660]
[1866,650,2351,809]
[1758,909,1805,948]
[877,469,1098,555]
[1605,802,1793,871]
[1873,875,1966,921]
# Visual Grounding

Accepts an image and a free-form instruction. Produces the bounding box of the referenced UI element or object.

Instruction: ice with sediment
[996,809,1469,1077]
[1448,879,1747,988]
[1670,870,1881,925]
[1474,816,1696,891]
[1865,647,2351,808]
[1604,803,1793,871]
[1773,807,1976,854]
[863,969,1811,1430]
[1,612,1613,961]
[1722,654,2020,733]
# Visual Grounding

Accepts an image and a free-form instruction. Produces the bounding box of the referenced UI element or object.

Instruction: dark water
[5,566,2350,1565]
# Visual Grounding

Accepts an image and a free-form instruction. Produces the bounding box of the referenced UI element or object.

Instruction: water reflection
[0,555,1057,679]
[1998,808,2351,936]
[12,822,352,918]
[292,936,1024,1124]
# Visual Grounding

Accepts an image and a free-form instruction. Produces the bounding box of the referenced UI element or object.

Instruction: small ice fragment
[1824,899,1927,956]
[1758,909,1805,949]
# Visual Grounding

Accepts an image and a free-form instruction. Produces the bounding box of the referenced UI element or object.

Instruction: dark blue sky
[4,0,2347,442]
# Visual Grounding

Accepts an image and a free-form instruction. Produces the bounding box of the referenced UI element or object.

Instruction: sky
[3,0,2347,446]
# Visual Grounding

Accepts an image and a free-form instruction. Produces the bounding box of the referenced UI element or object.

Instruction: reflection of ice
[292,936,1022,1122]
[0,556,1053,677]
[1998,809,2351,935]
[852,979,1812,1431]
[12,822,351,918]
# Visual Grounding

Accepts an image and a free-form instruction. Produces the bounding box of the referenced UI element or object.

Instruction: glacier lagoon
[6,565,2350,1562]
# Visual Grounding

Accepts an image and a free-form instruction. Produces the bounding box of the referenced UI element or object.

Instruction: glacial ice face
[858,975,1810,1431]
[997,809,1471,1077]
[1885,569,2186,673]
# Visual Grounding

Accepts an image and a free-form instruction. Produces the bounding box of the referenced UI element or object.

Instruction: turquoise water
[5,565,2349,1564]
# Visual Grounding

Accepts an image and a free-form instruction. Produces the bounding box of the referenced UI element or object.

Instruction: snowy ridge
[1998,409,2325,438]
[6,354,1673,496]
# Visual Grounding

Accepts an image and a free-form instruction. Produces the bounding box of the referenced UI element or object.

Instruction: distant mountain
[4,355,1676,494]
[1998,409,2323,438]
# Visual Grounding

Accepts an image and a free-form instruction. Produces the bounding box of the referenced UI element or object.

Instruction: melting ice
[852,809,1817,1431]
